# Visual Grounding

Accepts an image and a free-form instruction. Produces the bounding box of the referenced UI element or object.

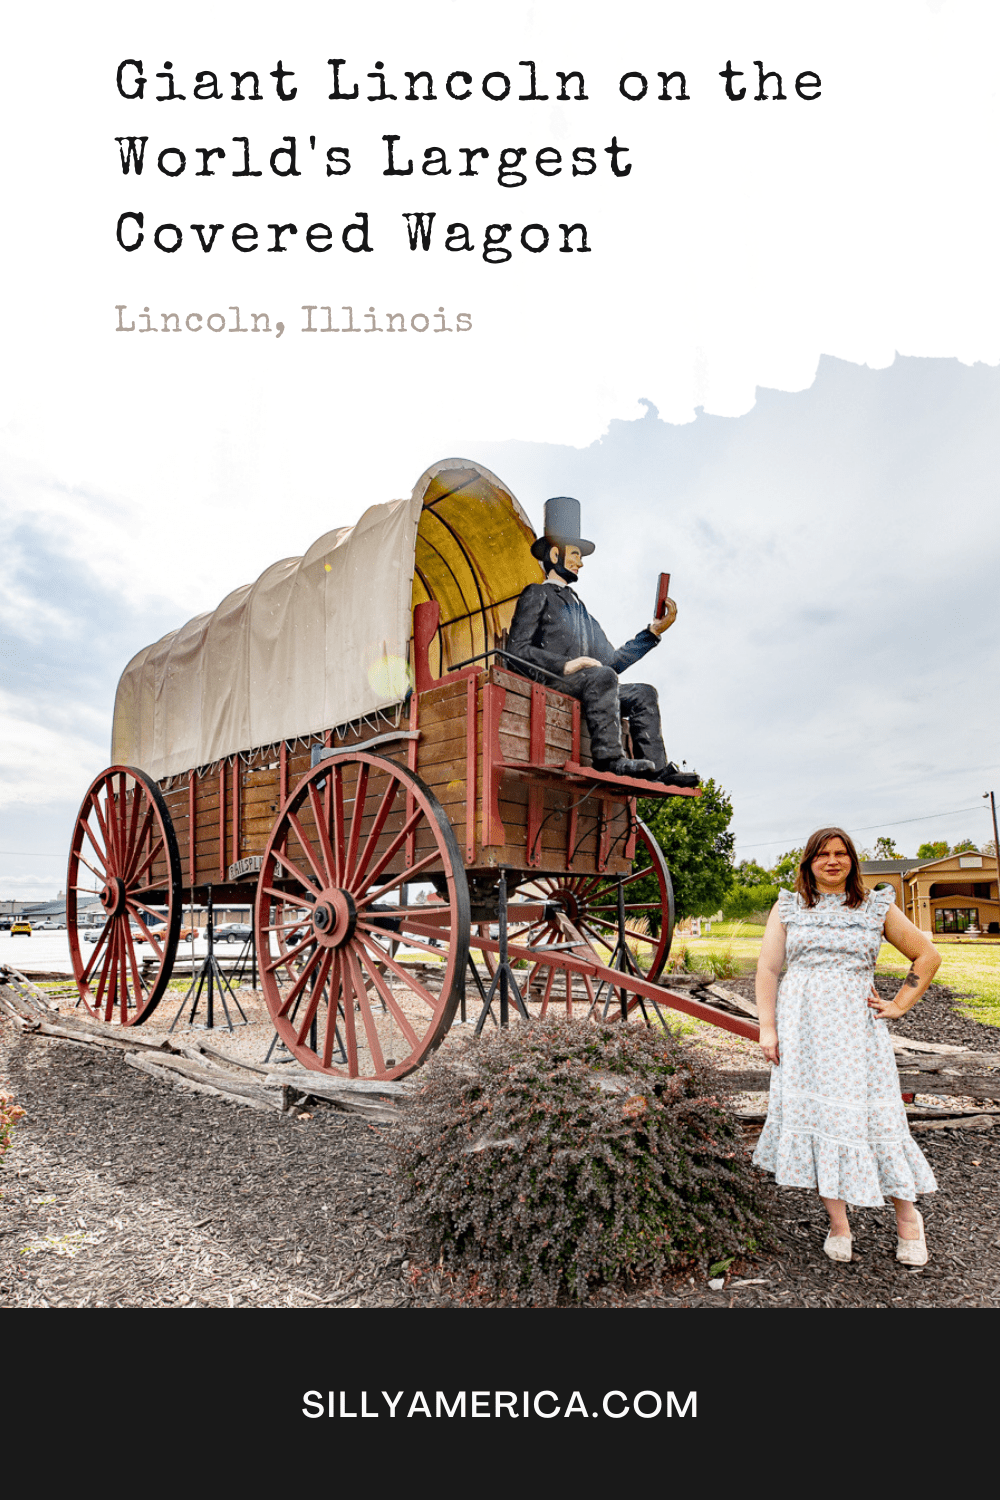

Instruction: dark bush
[392,1018,773,1305]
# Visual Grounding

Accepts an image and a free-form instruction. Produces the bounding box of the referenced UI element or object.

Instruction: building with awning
[861,852,1000,936]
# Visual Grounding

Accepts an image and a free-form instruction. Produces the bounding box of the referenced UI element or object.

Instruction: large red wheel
[256,754,470,1081]
[510,820,675,1010]
[67,766,182,1025]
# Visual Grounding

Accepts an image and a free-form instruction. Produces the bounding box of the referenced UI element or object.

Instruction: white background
[2,1,998,894]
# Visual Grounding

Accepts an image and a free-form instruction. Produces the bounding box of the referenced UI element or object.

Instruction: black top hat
[529,495,596,561]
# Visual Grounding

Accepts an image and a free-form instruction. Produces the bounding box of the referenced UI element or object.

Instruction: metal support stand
[474,871,531,1034]
[592,876,669,1027]
[231,926,258,990]
[168,889,250,1033]
[261,946,347,1066]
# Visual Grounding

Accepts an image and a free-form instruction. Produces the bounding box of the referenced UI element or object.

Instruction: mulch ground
[1,979,998,1309]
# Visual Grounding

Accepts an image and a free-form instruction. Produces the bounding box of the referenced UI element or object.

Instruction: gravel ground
[1,979,998,1309]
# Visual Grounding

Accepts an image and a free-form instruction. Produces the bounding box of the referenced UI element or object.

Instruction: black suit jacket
[505,581,659,685]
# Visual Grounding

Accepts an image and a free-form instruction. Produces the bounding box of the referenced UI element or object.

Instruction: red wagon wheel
[256,754,470,1081]
[510,820,675,1012]
[67,766,182,1025]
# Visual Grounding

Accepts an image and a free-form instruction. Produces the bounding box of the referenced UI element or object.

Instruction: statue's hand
[649,598,677,636]
[563,656,603,675]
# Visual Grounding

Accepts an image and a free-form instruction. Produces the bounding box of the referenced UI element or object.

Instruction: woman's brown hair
[795,827,867,908]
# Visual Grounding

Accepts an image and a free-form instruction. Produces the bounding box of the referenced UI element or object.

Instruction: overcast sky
[2,350,997,899]
[2,3,998,899]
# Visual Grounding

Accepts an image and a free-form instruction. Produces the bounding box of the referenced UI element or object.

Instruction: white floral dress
[752,888,937,1207]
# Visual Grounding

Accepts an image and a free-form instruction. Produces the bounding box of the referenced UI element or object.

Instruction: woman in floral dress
[752,828,939,1264]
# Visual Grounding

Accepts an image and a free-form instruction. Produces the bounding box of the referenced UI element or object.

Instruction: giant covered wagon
[67,458,755,1080]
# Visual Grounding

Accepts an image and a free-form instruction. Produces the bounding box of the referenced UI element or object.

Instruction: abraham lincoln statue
[504,496,698,787]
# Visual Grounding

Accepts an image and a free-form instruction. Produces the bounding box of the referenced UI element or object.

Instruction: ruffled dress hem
[752,1121,937,1208]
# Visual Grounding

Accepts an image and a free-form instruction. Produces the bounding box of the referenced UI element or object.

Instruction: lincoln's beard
[551,547,580,585]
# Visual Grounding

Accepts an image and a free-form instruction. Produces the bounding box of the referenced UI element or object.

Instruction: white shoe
[896,1210,927,1266]
[823,1231,853,1262]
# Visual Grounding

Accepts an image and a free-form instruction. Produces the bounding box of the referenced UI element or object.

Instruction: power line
[736,803,987,852]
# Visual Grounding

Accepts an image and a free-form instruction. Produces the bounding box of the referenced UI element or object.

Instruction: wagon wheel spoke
[90,795,116,874]
[350,804,424,897]
[356,947,421,1051]
[260,885,317,912]
[93,933,116,1021]
[76,848,107,886]
[345,946,385,1075]
[123,900,165,958]
[121,800,153,887]
[329,764,346,885]
[343,762,370,885]
[270,844,321,893]
[276,942,326,1018]
[302,780,337,889]
[257,753,469,1080]
[125,832,164,891]
[287,810,330,891]
[262,930,315,974]
[585,902,663,914]
[79,921,113,984]
[355,928,449,1004]
[293,949,333,1049]
[520,826,673,994]
[353,849,443,911]
[78,820,109,876]
[580,914,656,949]
[350,773,403,891]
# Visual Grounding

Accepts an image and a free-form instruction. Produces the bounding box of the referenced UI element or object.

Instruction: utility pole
[985,792,1000,932]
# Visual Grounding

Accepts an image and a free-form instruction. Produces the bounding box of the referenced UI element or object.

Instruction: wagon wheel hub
[548,886,581,924]
[310,888,357,949]
[100,878,126,916]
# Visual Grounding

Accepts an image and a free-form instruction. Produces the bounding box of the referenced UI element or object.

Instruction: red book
[654,572,671,620]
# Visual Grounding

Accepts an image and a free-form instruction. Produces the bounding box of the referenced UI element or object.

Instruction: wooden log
[261,1070,411,1119]
[891,1046,1000,1070]
[714,1067,1000,1100]
[896,1072,1000,1099]
[124,1051,284,1112]
[706,983,759,1018]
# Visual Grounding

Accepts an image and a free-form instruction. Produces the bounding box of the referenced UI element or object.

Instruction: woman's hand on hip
[758,1026,779,1065]
[868,987,905,1022]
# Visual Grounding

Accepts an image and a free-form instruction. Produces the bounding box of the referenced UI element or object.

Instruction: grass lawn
[674,921,1000,1031]
[875,942,1000,1029]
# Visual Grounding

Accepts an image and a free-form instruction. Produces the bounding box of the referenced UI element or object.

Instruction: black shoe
[649,762,700,788]
[594,757,656,778]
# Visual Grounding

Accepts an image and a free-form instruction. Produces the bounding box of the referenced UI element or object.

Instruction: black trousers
[558,665,666,768]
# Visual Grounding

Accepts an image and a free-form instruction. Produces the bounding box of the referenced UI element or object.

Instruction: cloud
[2,353,998,895]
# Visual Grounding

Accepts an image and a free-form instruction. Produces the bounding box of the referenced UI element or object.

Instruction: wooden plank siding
[150,666,635,894]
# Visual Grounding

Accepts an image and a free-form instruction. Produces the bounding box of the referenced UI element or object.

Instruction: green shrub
[722,883,780,921]
[392,1018,773,1305]
[703,948,741,980]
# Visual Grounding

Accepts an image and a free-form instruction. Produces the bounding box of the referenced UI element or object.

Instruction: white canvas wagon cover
[111,459,542,782]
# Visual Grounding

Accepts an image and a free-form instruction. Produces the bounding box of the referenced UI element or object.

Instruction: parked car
[39,919,67,930]
[213,923,253,944]
[11,921,32,936]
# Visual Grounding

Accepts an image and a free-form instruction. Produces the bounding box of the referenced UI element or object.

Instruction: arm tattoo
[903,965,920,988]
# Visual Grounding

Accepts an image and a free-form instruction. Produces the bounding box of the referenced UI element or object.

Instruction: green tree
[951,838,978,854]
[872,835,904,859]
[636,777,735,921]
[732,858,772,888]
[916,841,949,860]
[770,849,803,890]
